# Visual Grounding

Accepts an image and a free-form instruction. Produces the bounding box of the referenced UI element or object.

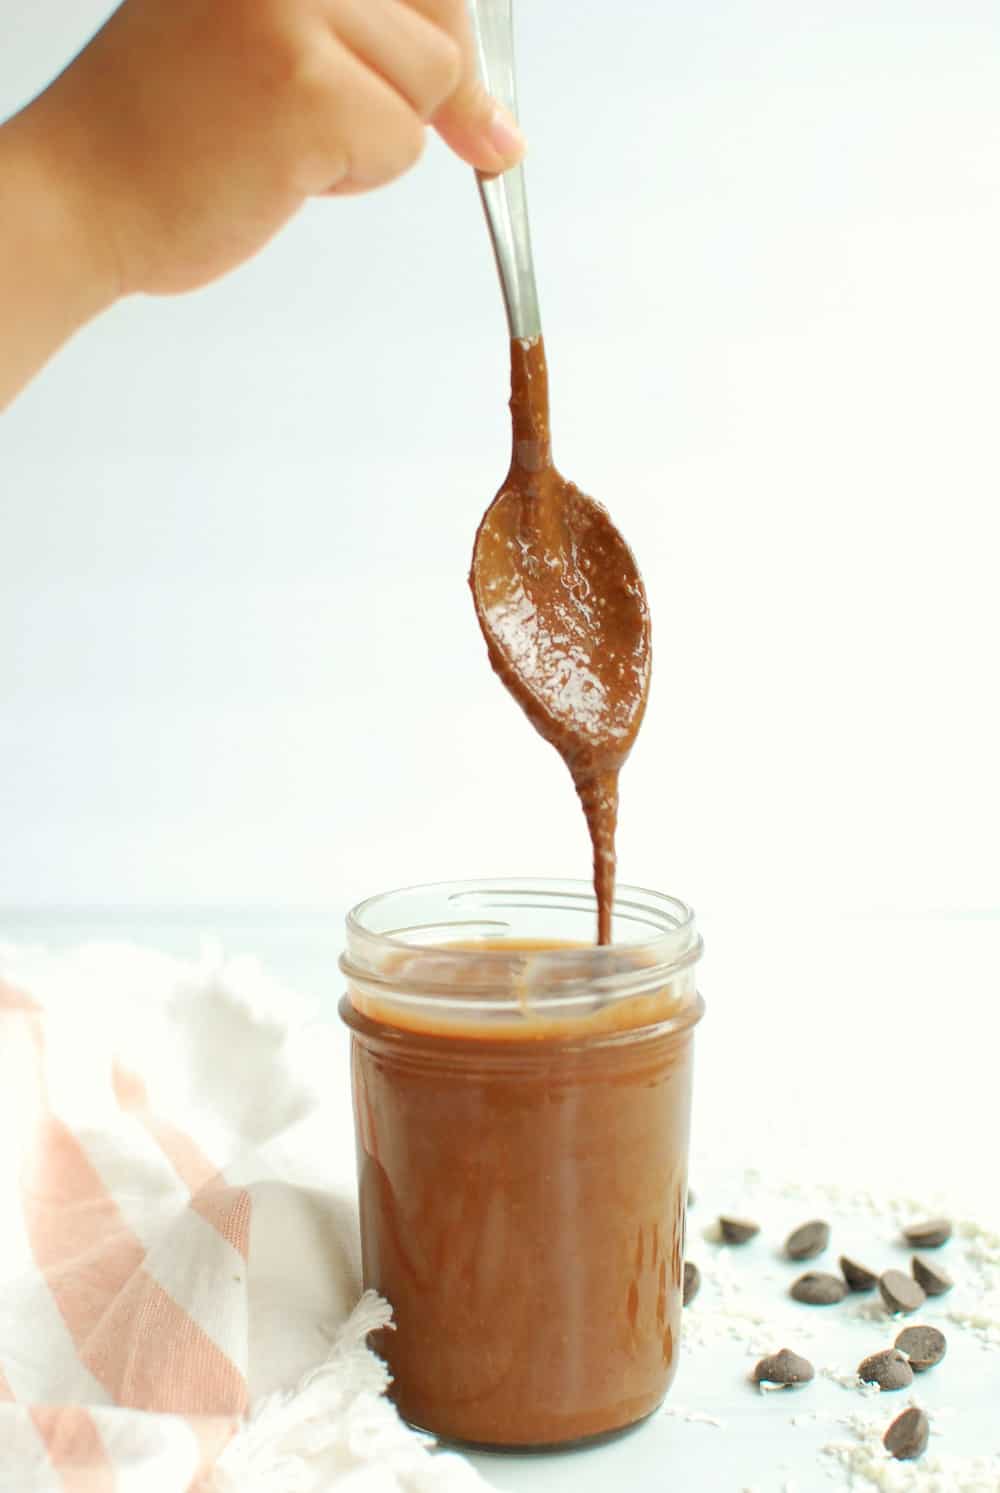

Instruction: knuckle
[288,49,335,112]
[411,0,465,51]
[344,110,425,189]
[433,0,464,28]
[293,143,349,196]
[394,116,427,175]
[428,32,463,100]
[450,75,493,128]
[377,114,426,183]
[253,14,318,93]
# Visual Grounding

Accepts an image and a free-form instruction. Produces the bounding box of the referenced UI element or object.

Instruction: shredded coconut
[821,1406,998,1493]
[820,1366,881,1396]
[680,1168,1000,1491]
[658,1405,724,1428]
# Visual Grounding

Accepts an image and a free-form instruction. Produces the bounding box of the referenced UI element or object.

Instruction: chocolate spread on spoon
[470,337,651,942]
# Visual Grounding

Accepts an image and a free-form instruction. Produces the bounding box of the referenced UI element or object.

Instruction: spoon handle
[467,0,542,341]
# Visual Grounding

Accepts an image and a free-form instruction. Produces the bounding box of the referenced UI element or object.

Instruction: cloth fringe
[213,1292,484,1493]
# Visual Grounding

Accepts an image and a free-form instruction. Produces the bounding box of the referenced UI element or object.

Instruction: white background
[2,12,1000,1489]
[3,4,1000,1191]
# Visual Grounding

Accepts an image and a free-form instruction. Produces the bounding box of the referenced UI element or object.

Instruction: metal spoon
[467,0,651,945]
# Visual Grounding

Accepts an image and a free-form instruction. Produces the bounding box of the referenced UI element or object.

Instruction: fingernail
[486,104,526,163]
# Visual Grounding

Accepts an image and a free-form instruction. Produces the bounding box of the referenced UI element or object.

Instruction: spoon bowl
[471,361,650,794]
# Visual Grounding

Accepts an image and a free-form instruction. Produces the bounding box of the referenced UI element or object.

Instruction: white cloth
[0,939,489,1492]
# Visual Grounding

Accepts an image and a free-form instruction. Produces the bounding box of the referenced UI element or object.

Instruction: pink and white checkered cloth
[0,941,486,1493]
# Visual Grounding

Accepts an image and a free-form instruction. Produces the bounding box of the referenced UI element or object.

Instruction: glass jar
[339,878,704,1450]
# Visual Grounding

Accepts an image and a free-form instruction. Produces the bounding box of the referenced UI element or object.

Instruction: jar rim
[340,877,703,1021]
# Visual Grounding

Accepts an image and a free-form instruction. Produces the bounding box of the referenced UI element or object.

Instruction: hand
[18,0,526,299]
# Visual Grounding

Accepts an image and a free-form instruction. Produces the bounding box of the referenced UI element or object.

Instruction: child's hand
[20,0,526,299]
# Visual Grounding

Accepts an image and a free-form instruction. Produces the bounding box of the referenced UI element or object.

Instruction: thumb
[432,71,526,173]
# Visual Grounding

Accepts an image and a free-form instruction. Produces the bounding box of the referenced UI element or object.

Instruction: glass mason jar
[339,878,704,1450]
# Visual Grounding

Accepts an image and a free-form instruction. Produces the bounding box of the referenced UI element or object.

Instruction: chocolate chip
[785,1220,830,1260]
[912,1254,953,1297]
[895,1324,947,1371]
[840,1255,879,1292]
[683,1260,701,1306]
[719,1216,760,1244]
[752,1348,815,1386]
[790,1271,847,1305]
[879,1269,926,1315]
[883,1406,930,1461]
[903,1217,952,1249]
[857,1348,914,1391]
